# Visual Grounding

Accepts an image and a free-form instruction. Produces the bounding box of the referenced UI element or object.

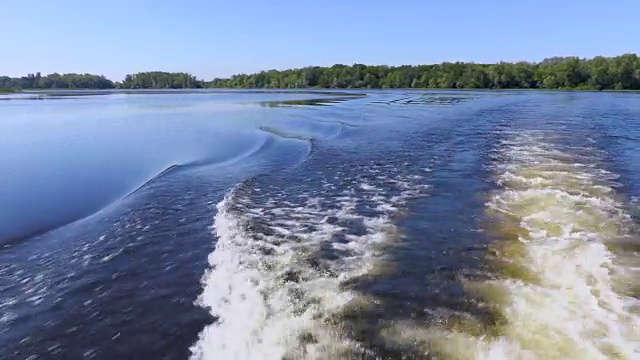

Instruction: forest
[2,54,640,90]
[207,54,640,90]
[0,73,115,89]
[0,72,202,90]
[117,72,203,89]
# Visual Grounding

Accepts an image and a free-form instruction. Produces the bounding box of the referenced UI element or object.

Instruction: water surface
[1,89,639,359]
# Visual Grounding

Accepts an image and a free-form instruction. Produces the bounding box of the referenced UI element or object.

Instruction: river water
[1,90,639,359]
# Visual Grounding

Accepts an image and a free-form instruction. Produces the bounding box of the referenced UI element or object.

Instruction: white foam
[190,193,379,359]
[457,131,640,359]
[359,182,379,191]
[0,311,16,328]
[191,166,431,359]
[99,248,124,262]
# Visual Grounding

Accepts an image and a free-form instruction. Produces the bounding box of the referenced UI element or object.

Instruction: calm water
[1,90,639,359]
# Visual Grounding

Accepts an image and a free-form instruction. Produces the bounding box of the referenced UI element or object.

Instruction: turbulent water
[1,90,639,359]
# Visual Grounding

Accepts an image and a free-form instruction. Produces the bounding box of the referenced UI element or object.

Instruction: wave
[259,96,364,108]
[190,162,431,359]
[0,135,276,248]
[425,130,640,359]
[259,126,313,141]
[369,94,473,107]
[259,120,346,142]
[125,136,274,199]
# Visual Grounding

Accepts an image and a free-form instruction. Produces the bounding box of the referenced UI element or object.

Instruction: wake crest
[418,130,640,360]
[191,163,430,359]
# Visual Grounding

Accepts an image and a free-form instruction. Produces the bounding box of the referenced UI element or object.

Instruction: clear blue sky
[3,0,638,81]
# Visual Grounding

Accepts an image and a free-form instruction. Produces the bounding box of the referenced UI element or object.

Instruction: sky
[2,0,639,81]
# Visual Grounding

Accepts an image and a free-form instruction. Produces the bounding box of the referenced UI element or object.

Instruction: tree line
[0,73,115,89]
[208,54,640,90]
[2,54,640,90]
[118,72,203,89]
[0,72,203,90]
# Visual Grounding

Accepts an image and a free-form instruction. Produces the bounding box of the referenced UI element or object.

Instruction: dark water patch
[336,104,504,357]
[406,96,471,105]
[369,93,477,107]
[1,175,221,360]
[260,96,363,108]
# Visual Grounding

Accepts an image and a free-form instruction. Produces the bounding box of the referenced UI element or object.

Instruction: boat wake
[425,130,640,359]
[190,161,430,359]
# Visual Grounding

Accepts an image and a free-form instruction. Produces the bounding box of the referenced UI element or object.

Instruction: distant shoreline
[0,87,640,96]
[3,53,640,92]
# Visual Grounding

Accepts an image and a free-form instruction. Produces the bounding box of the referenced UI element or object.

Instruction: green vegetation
[0,72,203,90]
[2,53,640,90]
[0,89,18,93]
[207,53,640,90]
[117,72,203,89]
[0,73,114,89]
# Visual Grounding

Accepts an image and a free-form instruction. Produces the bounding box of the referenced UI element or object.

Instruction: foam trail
[190,165,430,359]
[430,130,640,359]
[189,193,360,359]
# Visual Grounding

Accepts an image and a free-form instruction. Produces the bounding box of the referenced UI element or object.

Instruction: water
[1,90,639,359]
